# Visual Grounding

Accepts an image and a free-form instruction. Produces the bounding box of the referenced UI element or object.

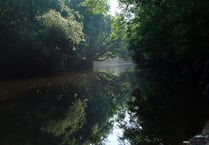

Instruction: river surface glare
[0,62,137,145]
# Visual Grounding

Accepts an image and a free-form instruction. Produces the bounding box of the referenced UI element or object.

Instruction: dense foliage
[116,0,209,144]
[0,0,83,75]
[0,0,126,76]
[68,0,128,69]
[120,69,209,145]
[1,0,209,144]
[118,0,209,105]
[121,0,209,72]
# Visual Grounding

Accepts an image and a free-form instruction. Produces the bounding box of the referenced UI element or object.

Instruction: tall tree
[119,0,209,70]
[67,0,127,69]
[0,0,84,75]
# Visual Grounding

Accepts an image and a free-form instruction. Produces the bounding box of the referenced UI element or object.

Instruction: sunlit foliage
[0,0,85,75]
[80,0,107,15]
[0,0,129,76]
[67,0,128,70]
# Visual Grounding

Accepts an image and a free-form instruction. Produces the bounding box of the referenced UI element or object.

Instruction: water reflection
[2,65,208,145]
[125,69,209,145]
[94,61,133,75]
[103,110,141,145]
[103,112,130,145]
[0,64,136,145]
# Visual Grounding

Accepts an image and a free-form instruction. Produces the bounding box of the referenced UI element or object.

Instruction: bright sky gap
[108,0,121,16]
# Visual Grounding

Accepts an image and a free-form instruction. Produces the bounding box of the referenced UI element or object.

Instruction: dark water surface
[126,69,209,145]
[0,63,137,145]
[0,64,209,145]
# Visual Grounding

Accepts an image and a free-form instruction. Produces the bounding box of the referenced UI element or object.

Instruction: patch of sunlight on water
[93,60,133,75]
[101,110,141,145]
[102,111,131,145]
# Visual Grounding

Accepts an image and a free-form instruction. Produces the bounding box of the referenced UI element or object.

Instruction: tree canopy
[0,0,127,76]
[116,0,209,143]
[119,0,209,71]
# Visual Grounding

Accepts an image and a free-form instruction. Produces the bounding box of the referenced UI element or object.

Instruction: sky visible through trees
[108,0,121,16]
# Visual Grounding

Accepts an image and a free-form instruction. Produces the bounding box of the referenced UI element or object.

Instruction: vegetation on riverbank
[1,0,209,144]
[1,0,209,87]
[116,0,209,104]
[0,0,128,77]
[116,0,209,144]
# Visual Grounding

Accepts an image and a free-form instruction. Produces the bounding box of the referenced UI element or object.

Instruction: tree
[116,0,209,143]
[0,0,131,76]
[66,0,128,69]
[128,0,208,63]
[79,0,107,15]
[0,0,84,75]
[35,9,84,72]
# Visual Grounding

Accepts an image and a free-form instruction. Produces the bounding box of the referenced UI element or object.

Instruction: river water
[1,63,209,145]
[0,62,138,145]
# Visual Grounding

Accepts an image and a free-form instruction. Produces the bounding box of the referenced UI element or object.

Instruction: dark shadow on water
[125,69,209,145]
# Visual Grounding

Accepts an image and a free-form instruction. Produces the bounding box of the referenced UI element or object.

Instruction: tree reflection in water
[0,65,137,145]
[2,67,209,145]
[125,69,209,145]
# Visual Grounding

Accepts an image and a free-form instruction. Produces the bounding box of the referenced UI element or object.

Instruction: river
[0,62,138,145]
[0,63,209,145]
